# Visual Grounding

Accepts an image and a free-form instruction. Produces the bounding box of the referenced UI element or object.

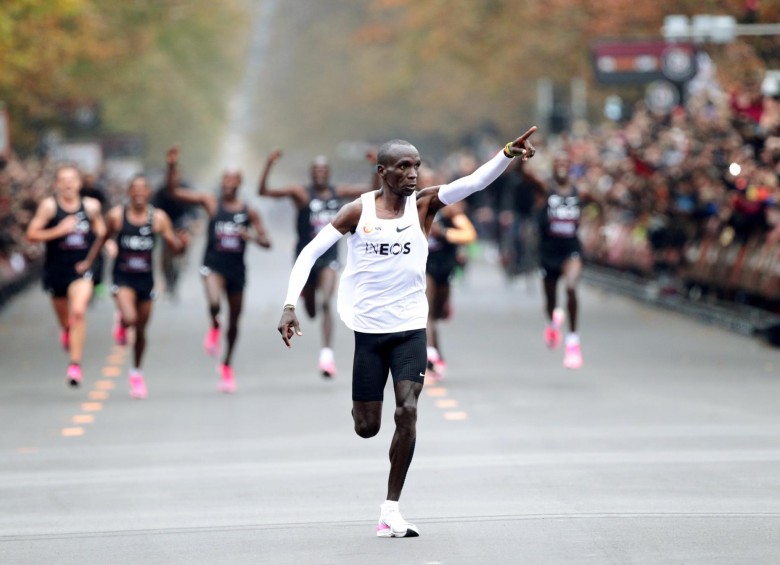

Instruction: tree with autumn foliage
[0,0,250,169]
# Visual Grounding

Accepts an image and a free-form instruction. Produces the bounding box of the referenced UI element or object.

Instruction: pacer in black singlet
[296,184,342,288]
[259,149,376,377]
[164,146,271,393]
[106,175,181,399]
[533,152,586,369]
[200,201,251,294]
[43,199,94,297]
[537,186,583,279]
[26,165,106,387]
[112,206,157,301]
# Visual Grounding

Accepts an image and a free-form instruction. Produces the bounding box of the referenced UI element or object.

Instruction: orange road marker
[95,380,115,390]
[426,387,448,397]
[435,399,459,409]
[61,427,85,437]
[80,402,102,412]
[16,447,38,454]
[88,391,109,401]
[72,414,95,424]
[444,411,468,421]
[101,366,121,377]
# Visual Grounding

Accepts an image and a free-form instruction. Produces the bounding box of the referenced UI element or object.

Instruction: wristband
[283,304,295,311]
[503,142,514,158]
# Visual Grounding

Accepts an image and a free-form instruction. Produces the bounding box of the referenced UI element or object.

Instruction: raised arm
[277,199,362,347]
[164,145,216,214]
[257,149,308,207]
[416,126,538,232]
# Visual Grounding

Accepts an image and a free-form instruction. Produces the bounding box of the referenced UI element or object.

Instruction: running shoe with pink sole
[563,342,583,369]
[544,325,561,349]
[66,363,82,387]
[113,314,127,346]
[376,507,420,538]
[319,358,336,378]
[544,308,565,349]
[203,327,221,357]
[129,372,147,399]
[219,364,236,393]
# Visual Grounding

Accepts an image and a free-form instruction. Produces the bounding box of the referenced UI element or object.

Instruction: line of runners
[24,128,596,537]
[26,140,586,394]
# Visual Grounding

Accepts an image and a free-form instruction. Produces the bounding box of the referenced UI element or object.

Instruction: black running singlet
[44,199,93,273]
[114,206,156,276]
[203,202,250,278]
[538,186,581,241]
[295,185,341,258]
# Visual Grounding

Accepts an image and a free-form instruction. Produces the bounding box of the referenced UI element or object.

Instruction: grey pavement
[1,222,780,565]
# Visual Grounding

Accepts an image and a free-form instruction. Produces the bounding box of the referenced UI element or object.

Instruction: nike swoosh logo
[397,225,412,232]
[419,372,425,377]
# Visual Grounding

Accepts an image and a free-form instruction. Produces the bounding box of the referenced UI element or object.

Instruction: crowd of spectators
[568,79,780,275]
[465,73,780,309]
[0,153,50,306]
[572,79,780,304]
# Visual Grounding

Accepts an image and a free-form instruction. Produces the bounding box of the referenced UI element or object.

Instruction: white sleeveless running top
[337,191,429,333]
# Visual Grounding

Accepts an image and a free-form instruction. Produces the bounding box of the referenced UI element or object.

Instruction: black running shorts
[539,238,582,280]
[426,254,457,286]
[111,274,156,302]
[43,268,93,298]
[199,264,245,294]
[352,328,426,402]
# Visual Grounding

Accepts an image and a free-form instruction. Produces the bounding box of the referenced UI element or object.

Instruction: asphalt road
[2,222,779,565]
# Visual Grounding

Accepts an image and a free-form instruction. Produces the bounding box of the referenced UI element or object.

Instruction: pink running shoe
[544,308,565,349]
[544,324,562,349]
[129,371,147,399]
[319,358,336,378]
[219,364,236,393]
[113,314,127,346]
[319,348,336,378]
[66,363,82,387]
[60,328,70,352]
[563,342,583,370]
[203,327,221,357]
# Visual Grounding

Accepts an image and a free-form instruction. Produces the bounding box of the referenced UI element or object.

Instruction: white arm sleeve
[284,223,344,306]
[438,150,512,205]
